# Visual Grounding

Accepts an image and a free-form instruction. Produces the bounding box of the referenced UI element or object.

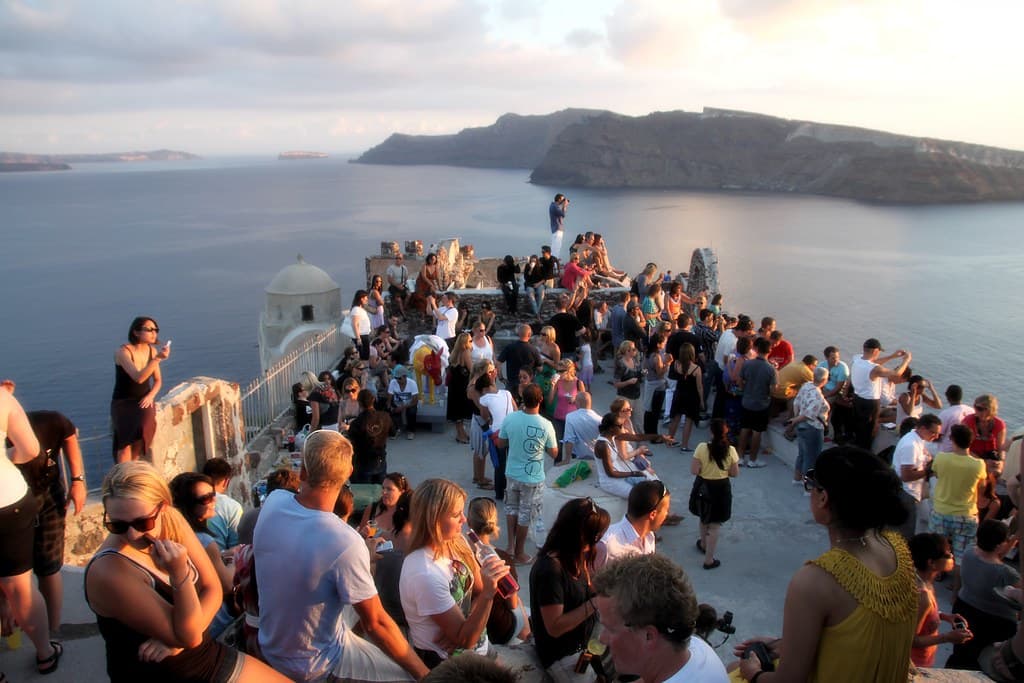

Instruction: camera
[695,604,735,646]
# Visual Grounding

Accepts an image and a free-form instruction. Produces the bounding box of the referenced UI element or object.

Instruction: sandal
[980,640,1024,682]
[696,539,706,553]
[37,640,63,675]
[702,559,721,570]
[474,479,495,490]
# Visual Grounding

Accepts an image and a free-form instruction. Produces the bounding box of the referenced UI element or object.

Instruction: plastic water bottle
[466,529,519,598]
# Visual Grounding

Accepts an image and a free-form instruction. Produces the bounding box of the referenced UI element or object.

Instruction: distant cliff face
[353,109,610,169]
[0,149,200,167]
[530,110,1024,203]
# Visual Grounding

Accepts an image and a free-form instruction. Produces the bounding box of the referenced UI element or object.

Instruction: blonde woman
[446,332,474,444]
[613,340,643,405]
[467,498,531,645]
[548,359,585,444]
[84,462,286,682]
[399,479,509,669]
[534,326,561,416]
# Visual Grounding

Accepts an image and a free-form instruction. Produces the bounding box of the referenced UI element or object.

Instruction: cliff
[352,108,610,169]
[530,109,1024,203]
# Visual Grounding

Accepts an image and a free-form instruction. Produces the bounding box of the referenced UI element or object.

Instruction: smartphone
[377,540,394,552]
[163,340,172,353]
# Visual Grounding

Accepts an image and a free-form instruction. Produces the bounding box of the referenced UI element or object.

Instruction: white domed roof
[266,255,339,295]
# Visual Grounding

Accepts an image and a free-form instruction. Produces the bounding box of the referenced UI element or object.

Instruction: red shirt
[767,339,794,370]
[963,413,1006,458]
[561,261,591,289]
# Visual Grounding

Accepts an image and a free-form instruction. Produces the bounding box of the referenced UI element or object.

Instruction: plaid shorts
[34,485,67,577]
[504,480,544,528]
[928,510,977,566]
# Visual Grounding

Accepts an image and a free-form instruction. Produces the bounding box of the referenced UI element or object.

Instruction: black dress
[670,364,701,420]
[445,364,473,421]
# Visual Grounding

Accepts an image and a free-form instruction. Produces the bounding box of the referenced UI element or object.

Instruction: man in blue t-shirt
[819,345,852,443]
[498,383,558,565]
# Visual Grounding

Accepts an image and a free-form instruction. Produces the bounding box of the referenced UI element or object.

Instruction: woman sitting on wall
[409,253,442,316]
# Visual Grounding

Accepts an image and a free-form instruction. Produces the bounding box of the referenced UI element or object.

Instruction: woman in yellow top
[733,446,918,682]
[688,418,739,570]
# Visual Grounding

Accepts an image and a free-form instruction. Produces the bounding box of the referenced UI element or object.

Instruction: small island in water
[278,151,328,160]
[0,149,200,173]
[355,108,1024,204]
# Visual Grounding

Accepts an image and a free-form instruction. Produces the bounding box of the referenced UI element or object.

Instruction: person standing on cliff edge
[549,193,569,264]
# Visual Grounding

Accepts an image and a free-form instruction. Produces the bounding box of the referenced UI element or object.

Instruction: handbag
[688,476,712,521]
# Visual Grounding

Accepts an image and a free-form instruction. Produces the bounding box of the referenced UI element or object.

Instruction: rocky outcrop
[0,149,200,171]
[530,109,1024,203]
[353,109,610,169]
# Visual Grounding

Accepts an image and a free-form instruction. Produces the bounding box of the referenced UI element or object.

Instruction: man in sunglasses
[202,457,243,551]
[594,480,672,571]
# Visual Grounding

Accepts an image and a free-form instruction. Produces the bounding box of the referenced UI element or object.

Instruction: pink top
[911,584,940,668]
[553,378,582,421]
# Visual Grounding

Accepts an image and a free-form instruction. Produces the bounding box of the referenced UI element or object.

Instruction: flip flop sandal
[37,640,63,675]
[979,640,1024,682]
[475,480,494,490]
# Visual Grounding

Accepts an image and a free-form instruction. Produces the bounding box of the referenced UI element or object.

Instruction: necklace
[833,531,874,547]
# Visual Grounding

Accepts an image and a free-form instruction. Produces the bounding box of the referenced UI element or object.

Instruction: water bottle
[466,529,519,598]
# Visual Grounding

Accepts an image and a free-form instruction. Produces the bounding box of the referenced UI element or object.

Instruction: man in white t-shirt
[892,413,942,538]
[937,384,974,453]
[254,430,427,682]
[594,553,728,683]
[428,292,458,342]
[385,253,410,318]
[561,391,601,462]
[849,338,912,450]
[594,480,671,570]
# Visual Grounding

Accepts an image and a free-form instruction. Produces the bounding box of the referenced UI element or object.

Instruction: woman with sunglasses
[529,497,610,682]
[169,472,236,638]
[85,462,286,682]
[399,479,510,669]
[337,377,362,433]
[470,322,494,364]
[112,316,170,463]
[302,370,340,432]
[734,446,917,682]
[963,394,1007,460]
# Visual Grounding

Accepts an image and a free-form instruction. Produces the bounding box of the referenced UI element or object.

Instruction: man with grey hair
[255,430,427,681]
[593,554,728,682]
[561,391,602,462]
[497,323,540,398]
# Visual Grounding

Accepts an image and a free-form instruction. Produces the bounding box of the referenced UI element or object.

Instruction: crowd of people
[2,220,1023,683]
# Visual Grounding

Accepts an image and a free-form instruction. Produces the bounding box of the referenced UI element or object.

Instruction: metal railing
[240,327,346,441]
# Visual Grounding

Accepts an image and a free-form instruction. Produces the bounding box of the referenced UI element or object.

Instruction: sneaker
[680,446,693,453]
[740,458,750,467]
[748,460,767,469]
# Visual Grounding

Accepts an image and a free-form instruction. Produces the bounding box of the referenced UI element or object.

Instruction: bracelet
[172,573,191,591]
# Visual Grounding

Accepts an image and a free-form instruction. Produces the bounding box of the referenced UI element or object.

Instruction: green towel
[553,460,592,488]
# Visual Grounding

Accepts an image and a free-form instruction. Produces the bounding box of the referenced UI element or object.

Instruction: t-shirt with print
[388,377,419,408]
[400,547,489,660]
[500,410,557,485]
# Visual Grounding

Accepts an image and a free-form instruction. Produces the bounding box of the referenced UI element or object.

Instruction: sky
[1,0,1022,155]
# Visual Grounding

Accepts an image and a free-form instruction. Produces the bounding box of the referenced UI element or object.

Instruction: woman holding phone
[112,316,170,463]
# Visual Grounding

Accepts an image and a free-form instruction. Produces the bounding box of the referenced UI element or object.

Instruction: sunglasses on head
[104,503,163,534]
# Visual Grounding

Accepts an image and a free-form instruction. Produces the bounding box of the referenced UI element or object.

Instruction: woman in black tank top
[111,317,170,463]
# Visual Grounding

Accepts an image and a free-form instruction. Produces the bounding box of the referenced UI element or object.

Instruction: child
[909,533,973,668]
[577,329,594,390]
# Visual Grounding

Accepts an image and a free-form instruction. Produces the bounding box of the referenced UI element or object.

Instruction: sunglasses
[647,481,669,514]
[193,491,217,505]
[803,469,823,492]
[346,387,359,393]
[137,326,159,333]
[104,503,163,534]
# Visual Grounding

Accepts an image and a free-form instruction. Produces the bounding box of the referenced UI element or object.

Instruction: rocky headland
[353,108,610,169]
[356,108,1024,204]
[0,149,200,172]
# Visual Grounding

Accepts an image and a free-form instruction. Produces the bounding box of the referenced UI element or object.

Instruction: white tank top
[851,355,881,400]
[0,430,30,507]
[470,339,494,363]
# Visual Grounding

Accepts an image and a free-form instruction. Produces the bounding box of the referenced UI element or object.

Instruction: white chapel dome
[265,254,339,295]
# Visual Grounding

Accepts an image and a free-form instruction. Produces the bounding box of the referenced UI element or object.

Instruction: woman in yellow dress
[733,446,918,682]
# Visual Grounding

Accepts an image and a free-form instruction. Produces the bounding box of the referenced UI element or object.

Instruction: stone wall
[63,377,251,566]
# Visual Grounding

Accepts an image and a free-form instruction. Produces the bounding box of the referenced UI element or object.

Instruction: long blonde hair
[451,333,472,369]
[407,479,475,569]
[102,461,193,544]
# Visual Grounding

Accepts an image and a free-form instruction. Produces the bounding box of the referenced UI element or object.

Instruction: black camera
[695,604,736,646]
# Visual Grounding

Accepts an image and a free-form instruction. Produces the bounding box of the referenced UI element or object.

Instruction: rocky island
[356,108,1024,204]
[0,149,199,172]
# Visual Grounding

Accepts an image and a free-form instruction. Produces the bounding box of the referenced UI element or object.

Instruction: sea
[2,156,1023,486]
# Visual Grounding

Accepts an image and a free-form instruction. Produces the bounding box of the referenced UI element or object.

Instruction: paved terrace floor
[0,376,995,681]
